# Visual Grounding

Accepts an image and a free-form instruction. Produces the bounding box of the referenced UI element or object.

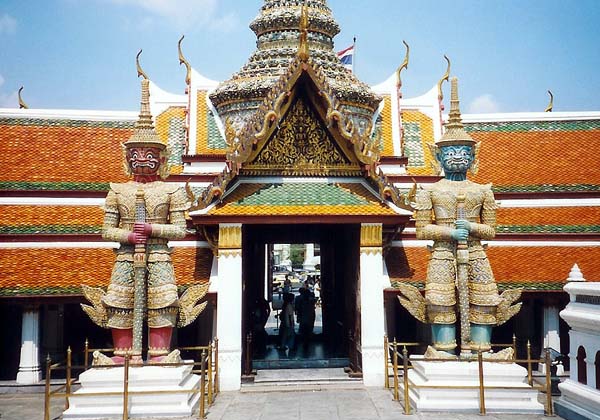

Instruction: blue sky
[0,0,598,113]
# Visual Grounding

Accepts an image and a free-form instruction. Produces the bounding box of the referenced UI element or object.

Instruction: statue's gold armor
[101,181,189,329]
[415,179,501,326]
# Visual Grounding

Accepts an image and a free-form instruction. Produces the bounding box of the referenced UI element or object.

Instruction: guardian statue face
[126,146,164,176]
[437,145,474,175]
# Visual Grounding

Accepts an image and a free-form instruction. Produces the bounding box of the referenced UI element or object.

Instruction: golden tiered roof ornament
[395,40,410,90]
[430,77,481,176]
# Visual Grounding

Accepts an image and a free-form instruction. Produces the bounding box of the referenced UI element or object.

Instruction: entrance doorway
[242,224,360,371]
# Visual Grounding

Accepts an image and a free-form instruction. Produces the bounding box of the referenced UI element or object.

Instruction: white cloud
[102,0,233,31]
[0,91,18,108]
[0,13,17,34]
[467,94,501,114]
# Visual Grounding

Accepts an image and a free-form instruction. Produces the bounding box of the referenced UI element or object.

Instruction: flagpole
[352,36,357,74]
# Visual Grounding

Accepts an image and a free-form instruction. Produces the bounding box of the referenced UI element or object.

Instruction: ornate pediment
[242,96,361,176]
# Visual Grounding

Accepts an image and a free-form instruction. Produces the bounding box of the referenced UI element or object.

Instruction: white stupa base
[63,362,200,419]
[399,357,544,414]
[555,379,600,420]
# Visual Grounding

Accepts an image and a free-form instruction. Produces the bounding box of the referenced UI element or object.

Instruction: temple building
[1,0,599,391]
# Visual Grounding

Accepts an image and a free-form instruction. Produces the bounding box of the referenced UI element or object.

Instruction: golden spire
[545,90,554,112]
[437,55,451,101]
[18,86,28,109]
[125,50,165,149]
[178,35,192,86]
[437,77,475,146]
[298,4,310,61]
[395,40,410,87]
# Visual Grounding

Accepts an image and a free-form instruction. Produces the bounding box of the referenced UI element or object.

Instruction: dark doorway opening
[242,224,360,371]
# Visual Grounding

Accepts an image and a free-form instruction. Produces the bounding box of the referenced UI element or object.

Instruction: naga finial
[136,49,149,80]
[395,40,410,87]
[18,86,28,109]
[545,90,554,112]
[437,55,451,101]
[178,35,192,86]
[298,4,310,61]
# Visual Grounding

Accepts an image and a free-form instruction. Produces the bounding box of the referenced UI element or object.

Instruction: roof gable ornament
[178,35,192,87]
[437,55,451,107]
[18,86,28,109]
[298,4,310,62]
[545,90,554,112]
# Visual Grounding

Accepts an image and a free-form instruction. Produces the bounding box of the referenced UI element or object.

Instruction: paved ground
[0,387,560,420]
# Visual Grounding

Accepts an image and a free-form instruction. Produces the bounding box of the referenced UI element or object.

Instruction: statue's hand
[127,232,147,244]
[455,219,472,231]
[134,222,153,236]
[451,228,469,242]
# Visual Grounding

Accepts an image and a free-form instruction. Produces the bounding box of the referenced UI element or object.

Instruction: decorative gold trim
[298,5,310,61]
[218,224,242,249]
[81,285,108,328]
[360,223,382,247]
[397,285,426,323]
[218,249,242,258]
[360,246,382,256]
[178,284,209,327]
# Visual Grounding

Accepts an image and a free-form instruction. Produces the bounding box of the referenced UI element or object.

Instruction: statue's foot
[92,351,115,367]
[482,347,514,361]
[148,349,182,366]
[424,345,458,361]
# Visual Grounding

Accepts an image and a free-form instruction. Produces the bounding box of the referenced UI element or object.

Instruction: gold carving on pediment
[250,99,349,169]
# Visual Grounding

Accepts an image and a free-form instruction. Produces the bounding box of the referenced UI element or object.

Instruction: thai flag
[337,44,354,72]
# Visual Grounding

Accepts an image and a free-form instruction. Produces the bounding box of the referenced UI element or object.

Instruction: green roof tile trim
[207,110,227,150]
[464,120,600,133]
[234,183,370,206]
[390,280,563,291]
[0,117,135,129]
[0,225,101,235]
[493,184,600,193]
[496,225,600,234]
[0,181,110,191]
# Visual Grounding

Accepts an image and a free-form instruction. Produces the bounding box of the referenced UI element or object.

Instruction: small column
[16,305,42,384]
[359,223,385,386]
[540,305,561,373]
[216,224,243,391]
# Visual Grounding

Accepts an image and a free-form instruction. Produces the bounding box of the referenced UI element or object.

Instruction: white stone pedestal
[16,306,41,384]
[400,358,544,414]
[62,363,200,419]
[555,380,600,420]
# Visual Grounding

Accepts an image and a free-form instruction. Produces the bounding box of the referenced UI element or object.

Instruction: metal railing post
[65,346,72,410]
[123,355,130,420]
[44,354,51,420]
[478,350,486,415]
[84,338,89,370]
[545,350,554,416]
[392,340,399,401]
[199,349,207,419]
[527,340,533,386]
[402,346,411,415]
[214,338,219,394]
[384,335,389,389]
[207,343,213,405]
[512,334,517,360]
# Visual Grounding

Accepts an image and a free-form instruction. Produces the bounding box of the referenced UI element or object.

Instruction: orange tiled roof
[0,247,212,296]
[497,207,600,226]
[0,206,104,233]
[206,182,399,217]
[386,245,600,290]
[470,128,600,188]
[0,121,132,187]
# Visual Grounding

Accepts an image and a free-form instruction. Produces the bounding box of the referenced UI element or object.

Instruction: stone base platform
[399,357,544,414]
[62,362,200,419]
[555,379,600,420]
